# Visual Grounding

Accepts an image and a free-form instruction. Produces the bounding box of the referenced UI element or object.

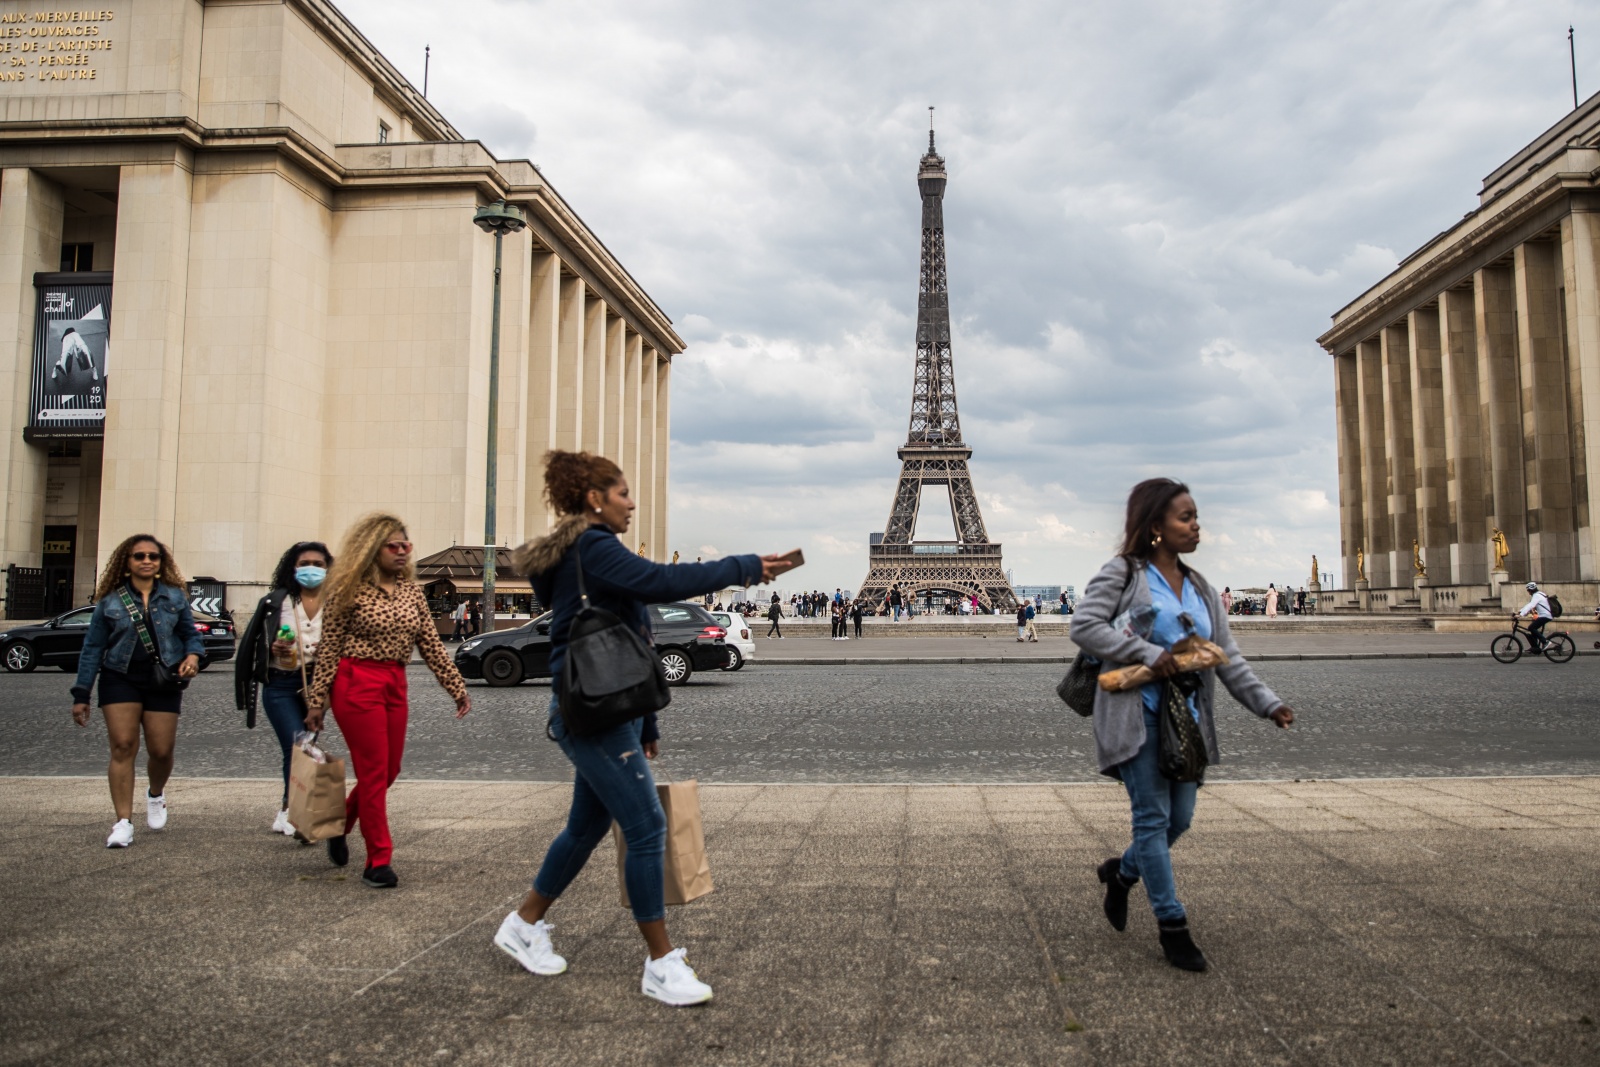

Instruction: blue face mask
[295,565,327,589]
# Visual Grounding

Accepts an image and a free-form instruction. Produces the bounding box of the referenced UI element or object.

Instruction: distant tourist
[890,584,903,621]
[851,598,864,638]
[304,513,472,889]
[1220,586,1233,614]
[235,540,334,837]
[767,594,783,639]
[450,599,468,641]
[70,534,205,848]
[1265,583,1279,618]
[1071,479,1295,972]
[1024,600,1039,642]
[1015,601,1028,642]
[495,449,789,1006]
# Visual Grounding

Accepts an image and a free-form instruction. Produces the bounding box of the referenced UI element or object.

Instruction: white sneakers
[106,819,133,848]
[493,913,711,1006]
[271,809,295,836]
[145,792,168,831]
[642,948,713,1006]
[494,913,567,976]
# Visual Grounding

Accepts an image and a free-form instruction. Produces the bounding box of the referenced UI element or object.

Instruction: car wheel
[722,647,744,672]
[3,642,37,672]
[482,648,525,687]
[659,649,692,686]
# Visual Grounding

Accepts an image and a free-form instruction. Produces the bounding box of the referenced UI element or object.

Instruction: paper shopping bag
[286,740,347,843]
[615,778,714,906]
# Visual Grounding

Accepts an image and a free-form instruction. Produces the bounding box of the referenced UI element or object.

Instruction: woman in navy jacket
[70,534,205,848]
[490,450,792,1007]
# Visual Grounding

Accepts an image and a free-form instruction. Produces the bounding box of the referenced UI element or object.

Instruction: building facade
[0,0,682,618]
[1319,98,1600,612]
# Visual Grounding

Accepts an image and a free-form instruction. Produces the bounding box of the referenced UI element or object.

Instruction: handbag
[116,585,188,693]
[1056,561,1137,716]
[1156,672,1208,782]
[557,542,671,738]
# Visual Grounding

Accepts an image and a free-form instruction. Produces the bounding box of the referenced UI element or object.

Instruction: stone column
[1381,323,1418,588]
[1438,286,1487,585]
[1408,305,1448,583]
[1333,350,1364,590]
[1475,264,1527,581]
[1514,239,1578,582]
[525,251,561,537]
[555,275,585,452]
[581,295,606,455]
[1355,337,1391,588]
[638,351,658,558]
[0,169,63,579]
[496,230,532,547]
[1561,208,1600,581]
[653,353,670,563]
[622,331,642,550]
[604,311,625,463]
[100,158,195,557]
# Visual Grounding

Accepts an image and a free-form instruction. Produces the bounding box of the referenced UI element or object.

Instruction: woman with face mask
[235,541,335,835]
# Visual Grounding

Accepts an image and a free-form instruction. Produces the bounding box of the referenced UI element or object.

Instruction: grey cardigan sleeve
[1202,579,1284,718]
[1069,556,1167,669]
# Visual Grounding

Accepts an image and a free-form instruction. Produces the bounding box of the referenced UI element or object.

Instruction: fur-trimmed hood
[510,514,595,577]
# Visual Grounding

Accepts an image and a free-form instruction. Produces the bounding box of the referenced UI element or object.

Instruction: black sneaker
[362,864,399,889]
[326,834,349,867]
[1157,919,1208,972]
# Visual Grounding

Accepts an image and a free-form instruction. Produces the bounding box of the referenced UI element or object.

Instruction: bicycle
[1491,616,1575,664]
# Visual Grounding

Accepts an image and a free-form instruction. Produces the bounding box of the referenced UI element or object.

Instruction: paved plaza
[2,776,1598,1065]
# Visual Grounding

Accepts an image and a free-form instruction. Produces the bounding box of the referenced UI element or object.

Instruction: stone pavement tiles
[1,776,1597,1065]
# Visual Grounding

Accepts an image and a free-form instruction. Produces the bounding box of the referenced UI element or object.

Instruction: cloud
[339,0,1588,591]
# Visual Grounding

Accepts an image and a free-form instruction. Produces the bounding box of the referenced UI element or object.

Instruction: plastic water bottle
[1111,604,1158,641]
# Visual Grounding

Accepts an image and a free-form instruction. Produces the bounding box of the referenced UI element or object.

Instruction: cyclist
[1516,581,1552,652]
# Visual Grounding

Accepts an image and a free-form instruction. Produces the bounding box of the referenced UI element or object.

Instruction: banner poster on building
[27,272,112,439]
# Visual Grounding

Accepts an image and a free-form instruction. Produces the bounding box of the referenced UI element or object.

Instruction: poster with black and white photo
[27,272,112,438]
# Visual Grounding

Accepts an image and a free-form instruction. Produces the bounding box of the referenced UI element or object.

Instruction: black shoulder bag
[1056,561,1136,716]
[557,543,671,738]
[116,585,188,693]
[1157,673,1208,782]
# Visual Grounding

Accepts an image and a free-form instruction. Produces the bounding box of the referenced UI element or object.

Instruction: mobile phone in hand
[775,548,805,571]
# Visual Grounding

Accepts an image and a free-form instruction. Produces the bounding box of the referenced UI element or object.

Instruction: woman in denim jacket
[70,534,205,849]
[492,450,794,1007]
[1072,480,1295,972]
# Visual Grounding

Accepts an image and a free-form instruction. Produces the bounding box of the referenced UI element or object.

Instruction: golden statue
[1411,539,1426,579]
[1310,555,1319,585]
[1491,528,1509,571]
[671,550,680,565]
[1355,547,1366,582]
[637,543,648,557]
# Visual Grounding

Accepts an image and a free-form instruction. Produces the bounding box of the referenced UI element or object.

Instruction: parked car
[710,611,754,671]
[0,604,237,673]
[454,602,729,688]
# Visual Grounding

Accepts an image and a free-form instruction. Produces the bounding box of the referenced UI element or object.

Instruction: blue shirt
[1140,562,1213,717]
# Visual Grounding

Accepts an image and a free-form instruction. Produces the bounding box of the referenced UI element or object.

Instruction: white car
[711,612,754,671]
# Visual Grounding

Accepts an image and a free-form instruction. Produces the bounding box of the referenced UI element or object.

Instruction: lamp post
[472,198,527,636]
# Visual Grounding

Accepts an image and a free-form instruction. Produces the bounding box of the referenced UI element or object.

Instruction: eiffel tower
[857,123,1016,613]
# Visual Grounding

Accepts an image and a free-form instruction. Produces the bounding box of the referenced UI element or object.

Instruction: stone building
[0,0,682,618]
[1319,97,1600,613]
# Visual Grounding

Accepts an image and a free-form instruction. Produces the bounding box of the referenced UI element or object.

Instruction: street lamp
[472,198,527,636]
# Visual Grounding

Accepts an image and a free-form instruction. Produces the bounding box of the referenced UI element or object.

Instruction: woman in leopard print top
[304,512,470,888]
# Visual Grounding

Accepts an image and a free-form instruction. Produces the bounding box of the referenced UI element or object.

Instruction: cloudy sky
[346,0,1593,594]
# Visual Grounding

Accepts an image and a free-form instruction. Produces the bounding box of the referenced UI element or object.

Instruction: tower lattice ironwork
[857,127,1016,613]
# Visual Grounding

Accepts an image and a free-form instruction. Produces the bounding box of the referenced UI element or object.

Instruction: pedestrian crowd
[65,461,1295,1001]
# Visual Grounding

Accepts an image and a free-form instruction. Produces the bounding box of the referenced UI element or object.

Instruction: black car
[0,605,238,673]
[454,602,729,688]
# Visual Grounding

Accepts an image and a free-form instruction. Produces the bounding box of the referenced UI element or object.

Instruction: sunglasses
[129,552,162,563]
[383,540,413,554]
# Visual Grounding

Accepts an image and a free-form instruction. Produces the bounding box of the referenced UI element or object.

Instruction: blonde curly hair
[94,534,187,602]
[322,512,411,614]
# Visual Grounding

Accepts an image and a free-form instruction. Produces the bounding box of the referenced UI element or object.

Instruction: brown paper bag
[615,778,713,907]
[286,743,347,843]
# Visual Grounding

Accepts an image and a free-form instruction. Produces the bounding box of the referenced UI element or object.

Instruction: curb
[756,649,1600,665]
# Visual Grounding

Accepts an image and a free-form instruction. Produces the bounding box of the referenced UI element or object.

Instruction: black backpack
[556,543,670,738]
[1549,594,1563,619]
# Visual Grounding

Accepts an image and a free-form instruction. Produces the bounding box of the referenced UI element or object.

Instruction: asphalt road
[2,656,1597,783]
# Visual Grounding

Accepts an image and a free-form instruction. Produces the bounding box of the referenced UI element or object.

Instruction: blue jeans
[535,701,667,923]
[1117,707,1198,923]
[261,670,308,807]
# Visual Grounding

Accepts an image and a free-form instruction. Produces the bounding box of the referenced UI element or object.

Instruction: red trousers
[330,659,408,867]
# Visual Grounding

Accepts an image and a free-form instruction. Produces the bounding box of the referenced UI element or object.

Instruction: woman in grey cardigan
[1071,479,1295,972]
